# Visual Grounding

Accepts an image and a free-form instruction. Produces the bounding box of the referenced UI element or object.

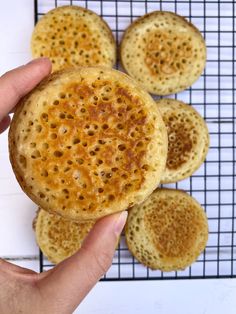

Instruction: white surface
[79,280,236,314]
[0,0,33,73]
[0,1,236,313]
[0,0,39,262]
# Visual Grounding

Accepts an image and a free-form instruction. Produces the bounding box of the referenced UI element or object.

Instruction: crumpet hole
[54,151,63,157]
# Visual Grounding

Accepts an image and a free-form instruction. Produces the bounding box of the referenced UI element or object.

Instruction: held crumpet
[120,11,206,95]
[31,6,116,71]
[34,208,94,264]
[125,189,208,271]
[156,99,209,183]
[9,67,167,221]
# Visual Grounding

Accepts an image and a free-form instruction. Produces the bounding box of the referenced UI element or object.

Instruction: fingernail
[114,211,128,236]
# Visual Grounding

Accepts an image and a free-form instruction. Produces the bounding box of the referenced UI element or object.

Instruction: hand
[0,59,127,314]
[0,58,51,132]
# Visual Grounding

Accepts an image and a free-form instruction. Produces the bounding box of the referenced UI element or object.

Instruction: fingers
[37,211,127,313]
[0,258,37,278]
[0,58,51,121]
[0,115,11,134]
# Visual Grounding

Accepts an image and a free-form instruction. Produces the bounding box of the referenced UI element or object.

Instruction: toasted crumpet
[34,208,94,264]
[9,67,167,221]
[120,11,206,95]
[31,6,116,71]
[125,189,208,271]
[156,99,209,183]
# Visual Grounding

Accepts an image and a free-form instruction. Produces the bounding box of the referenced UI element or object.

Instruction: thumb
[38,211,127,313]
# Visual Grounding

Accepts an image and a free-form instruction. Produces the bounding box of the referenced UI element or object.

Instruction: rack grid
[35,0,236,280]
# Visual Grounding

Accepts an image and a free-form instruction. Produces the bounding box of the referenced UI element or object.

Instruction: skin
[0,58,127,314]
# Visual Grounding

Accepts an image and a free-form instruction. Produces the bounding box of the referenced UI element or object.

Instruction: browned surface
[9,68,167,220]
[163,114,195,170]
[156,98,209,184]
[25,81,150,212]
[145,198,203,258]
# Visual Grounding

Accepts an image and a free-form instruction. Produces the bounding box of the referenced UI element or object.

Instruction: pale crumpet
[31,6,116,71]
[34,208,94,264]
[120,11,206,95]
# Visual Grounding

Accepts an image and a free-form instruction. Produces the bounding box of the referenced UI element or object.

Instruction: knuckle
[81,244,113,280]
[1,70,11,78]
[94,250,113,275]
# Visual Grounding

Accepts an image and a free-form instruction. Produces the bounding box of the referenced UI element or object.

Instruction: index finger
[0,58,51,121]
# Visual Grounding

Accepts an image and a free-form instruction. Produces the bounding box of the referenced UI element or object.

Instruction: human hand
[0,59,127,314]
[0,58,51,132]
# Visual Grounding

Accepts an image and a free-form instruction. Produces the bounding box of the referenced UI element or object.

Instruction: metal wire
[35,0,236,280]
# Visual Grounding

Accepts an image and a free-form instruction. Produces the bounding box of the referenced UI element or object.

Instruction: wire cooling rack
[35,0,236,280]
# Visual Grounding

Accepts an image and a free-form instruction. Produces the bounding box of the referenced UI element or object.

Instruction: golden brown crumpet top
[35,208,94,264]
[9,67,167,221]
[125,189,208,271]
[156,99,209,183]
[120,11,206,95]
[31,6,116,71]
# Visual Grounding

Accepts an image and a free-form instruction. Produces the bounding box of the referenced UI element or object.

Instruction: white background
[0,1,236,313]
